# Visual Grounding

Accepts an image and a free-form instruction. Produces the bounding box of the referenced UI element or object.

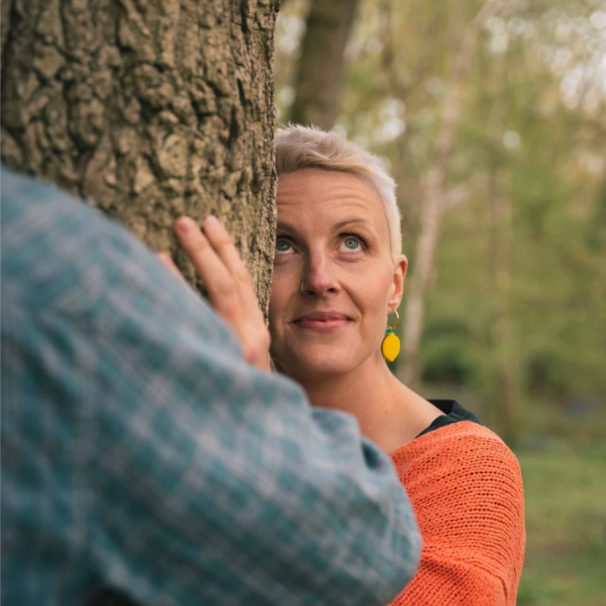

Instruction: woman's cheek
[354,266,393,307]
[268,274,290,336]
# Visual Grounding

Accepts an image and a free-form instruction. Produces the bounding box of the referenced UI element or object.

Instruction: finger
[175,217,240,320]
[175,216,270,372]
[156,252,187,283]
[202,216,261,312]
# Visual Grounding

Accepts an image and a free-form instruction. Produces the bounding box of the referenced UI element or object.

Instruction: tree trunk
[289,0,359,130]
[1,0,279,314]
[489,189,519,443]
[401,0,507,386]
[485,36,519,444]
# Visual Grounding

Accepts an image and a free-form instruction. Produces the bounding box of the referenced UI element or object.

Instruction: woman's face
[268,168,407,380]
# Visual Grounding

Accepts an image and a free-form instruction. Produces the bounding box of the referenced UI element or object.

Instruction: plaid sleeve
[1,166,421,606]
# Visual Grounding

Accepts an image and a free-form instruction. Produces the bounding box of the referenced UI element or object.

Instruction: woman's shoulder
[392,420,525,579]
[390,398,524,514]
[421,418,513,451]
[389,409,526,602]
[391,419,524,512]
[393,420,521,479]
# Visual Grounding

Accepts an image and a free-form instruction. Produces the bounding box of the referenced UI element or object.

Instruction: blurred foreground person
[167,126,526,606]
[0,165,421,606]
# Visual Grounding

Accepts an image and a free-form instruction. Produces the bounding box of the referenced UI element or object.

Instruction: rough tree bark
[402,0,508,386]
[289,0,359,130]
[1,0,279,313]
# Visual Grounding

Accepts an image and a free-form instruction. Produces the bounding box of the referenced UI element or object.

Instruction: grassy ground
[515,441,606,606]
[514,399,606,606]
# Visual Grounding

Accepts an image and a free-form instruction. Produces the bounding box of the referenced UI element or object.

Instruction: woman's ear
[387,255,408,312]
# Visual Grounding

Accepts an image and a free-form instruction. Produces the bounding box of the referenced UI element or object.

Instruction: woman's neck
[290,354,443,454]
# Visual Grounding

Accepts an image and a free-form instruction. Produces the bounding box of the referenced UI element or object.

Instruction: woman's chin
[273,345,365,380]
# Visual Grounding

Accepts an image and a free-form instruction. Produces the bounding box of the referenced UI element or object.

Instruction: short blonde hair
[275,124,402,259]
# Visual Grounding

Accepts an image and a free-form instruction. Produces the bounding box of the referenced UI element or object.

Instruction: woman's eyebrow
[333,218,375,232]
[276,218,376,233]
[276,221,296,232]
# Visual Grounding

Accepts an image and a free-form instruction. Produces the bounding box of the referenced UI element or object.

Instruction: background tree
[1,0,279,313]
[289,0,360,129]
[400,0,508,387]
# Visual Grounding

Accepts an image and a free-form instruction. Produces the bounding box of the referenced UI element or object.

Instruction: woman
[159,125,525,605]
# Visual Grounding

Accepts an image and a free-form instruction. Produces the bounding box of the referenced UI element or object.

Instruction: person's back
[0,167,420,606]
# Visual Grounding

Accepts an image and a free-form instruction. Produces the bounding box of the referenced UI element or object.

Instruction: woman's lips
[295,319,351,330]
[292,312,353,330]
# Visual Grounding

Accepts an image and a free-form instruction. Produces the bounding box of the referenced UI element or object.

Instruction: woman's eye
[275,239,293,254]
[340,237,362,252]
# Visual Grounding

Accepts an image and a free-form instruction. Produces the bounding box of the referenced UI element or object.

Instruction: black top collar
[416,399,483,439]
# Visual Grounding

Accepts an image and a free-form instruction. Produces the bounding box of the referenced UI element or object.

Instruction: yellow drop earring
[381,310,401,362]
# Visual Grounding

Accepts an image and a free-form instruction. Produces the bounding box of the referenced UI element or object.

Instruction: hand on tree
[158,216,271,372]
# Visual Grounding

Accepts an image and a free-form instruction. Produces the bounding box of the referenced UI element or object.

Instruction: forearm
[93,351,420,605]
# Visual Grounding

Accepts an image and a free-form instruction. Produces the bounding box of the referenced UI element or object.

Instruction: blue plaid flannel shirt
[1,166,421,606]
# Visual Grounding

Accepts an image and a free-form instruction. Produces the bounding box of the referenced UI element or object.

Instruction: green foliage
[421,318,479,385]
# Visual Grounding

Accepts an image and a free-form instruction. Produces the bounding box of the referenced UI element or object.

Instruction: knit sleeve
[390,423,526,606]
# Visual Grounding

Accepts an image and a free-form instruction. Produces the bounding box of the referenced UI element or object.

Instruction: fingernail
[176,217,194,235]
[205,215,219,231]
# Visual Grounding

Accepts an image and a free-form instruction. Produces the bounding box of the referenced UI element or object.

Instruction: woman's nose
[301,256,339,297]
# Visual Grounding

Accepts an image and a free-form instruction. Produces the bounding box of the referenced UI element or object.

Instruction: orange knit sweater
[389,421,525,606]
